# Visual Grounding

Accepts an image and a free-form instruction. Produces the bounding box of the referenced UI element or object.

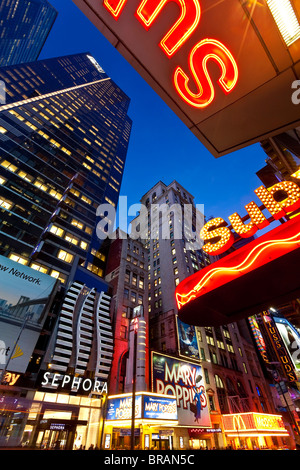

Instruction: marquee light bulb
[254,181,300,219]
[200,217,234,255]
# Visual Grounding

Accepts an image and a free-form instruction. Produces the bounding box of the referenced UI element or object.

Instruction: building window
[200,348,205,361]
[125,269,130,283]
[50,270,67,284]
[9,253,28,265]
[30,263,48,274]
[139,277,144,289]
[120,325,127,339]
[124,288,129,299]
[57,250,74,263]
[50,225,64,237]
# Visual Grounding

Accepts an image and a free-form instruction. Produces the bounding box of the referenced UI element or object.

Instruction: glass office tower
[0,52,132,285]
[0,0,57,67]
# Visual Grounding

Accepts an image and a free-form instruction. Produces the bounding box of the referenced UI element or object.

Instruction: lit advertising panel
[176,316,200,360]
[106,393,178,421]
[222,412,288,436]
[143,394,177,420]
[263,314,297,382]
[248,315,269,364]
[274,316,300,372]
[106,395,142,420]
[151,351,211,427]
[73,0,300,157]
[0,255,57,374]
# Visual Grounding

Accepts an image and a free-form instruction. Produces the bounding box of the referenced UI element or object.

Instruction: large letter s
[136,0,201,57]
[173,38,238,108]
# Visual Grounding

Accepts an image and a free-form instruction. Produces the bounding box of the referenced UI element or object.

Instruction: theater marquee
[72,0,300,157]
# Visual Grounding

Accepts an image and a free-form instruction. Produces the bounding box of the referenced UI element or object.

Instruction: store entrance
[151,435,173,450]
[36,428,71,450]
[31,419,86,450]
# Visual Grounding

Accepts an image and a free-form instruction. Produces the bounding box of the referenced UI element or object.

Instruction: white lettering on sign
[41,372,108,394]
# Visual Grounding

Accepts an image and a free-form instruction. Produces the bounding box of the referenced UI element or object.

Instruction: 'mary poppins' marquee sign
[73,0,300,157]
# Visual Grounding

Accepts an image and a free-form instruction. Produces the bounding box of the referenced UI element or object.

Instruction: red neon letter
[103,0,127,19]
[173,39,238,108]
[135,0,201,57]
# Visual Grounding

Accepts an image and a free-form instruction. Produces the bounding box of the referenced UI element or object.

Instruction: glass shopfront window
[0,391,104,450]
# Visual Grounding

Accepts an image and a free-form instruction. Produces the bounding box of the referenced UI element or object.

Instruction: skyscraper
[0,52,132,450]
[0,0,57,67]
[129,180,289,450]
[0,53,132,286]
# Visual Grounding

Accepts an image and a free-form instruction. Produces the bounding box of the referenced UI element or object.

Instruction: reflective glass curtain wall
[0,0,57,67]
[0,53,132,284]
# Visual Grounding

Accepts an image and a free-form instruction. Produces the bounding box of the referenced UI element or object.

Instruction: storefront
[222,412,291,450]
[188,427,223,450]
[0,389,106,449]
[103,392,179,449]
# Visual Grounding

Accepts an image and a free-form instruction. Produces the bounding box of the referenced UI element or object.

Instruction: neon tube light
[267,0,300,46]
[173,38,238,108]
[135,0,201,57]
[176,218,300,310]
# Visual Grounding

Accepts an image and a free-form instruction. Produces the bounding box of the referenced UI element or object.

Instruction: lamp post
[131,317,138,450]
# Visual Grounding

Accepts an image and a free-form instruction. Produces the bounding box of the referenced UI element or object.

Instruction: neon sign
[200,172,300,256]
[263,314,297,382]
[176,214,300,312]
[222,412,288,436]
[103,0,239,108]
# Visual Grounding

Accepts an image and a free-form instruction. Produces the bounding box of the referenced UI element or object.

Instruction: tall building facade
[258,129,300,186]
[104,229,149,396]
[129,180,292,450]
[0,53,133,450]
[0,53,132,285]
[0,0,57,67]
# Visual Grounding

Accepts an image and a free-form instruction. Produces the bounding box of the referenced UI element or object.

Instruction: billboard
[274,316,300,373]
[176,316,200,360]
[73,0,300,157]
[0,255,57,374]
[106,392,178,421]
[151,351,211,427]
[263,314,297,382]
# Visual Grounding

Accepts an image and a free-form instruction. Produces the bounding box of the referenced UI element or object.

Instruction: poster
[0,255,57,373]
[151,352,211,427]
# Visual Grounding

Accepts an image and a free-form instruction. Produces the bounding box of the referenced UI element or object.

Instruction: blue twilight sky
[40,0,270,230]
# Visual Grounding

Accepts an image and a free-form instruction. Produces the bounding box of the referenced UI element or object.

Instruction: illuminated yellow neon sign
[200,173,300,255]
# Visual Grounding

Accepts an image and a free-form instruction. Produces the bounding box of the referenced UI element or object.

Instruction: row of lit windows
[7,108,118,186]
[125,269,145,290]
[124,288,143,305]
[1,158,64,201]
[8,253,67,284]
[50,224,89,250]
